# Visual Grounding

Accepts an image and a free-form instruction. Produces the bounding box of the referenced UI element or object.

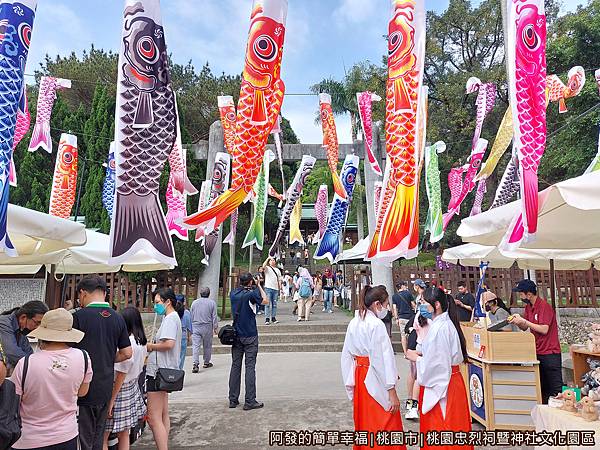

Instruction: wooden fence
[54,263,600,314]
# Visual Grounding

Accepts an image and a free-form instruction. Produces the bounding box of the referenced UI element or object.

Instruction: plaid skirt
[105,378,146,433]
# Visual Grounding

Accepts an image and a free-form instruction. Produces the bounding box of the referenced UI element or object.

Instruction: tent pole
[550,258,561,324]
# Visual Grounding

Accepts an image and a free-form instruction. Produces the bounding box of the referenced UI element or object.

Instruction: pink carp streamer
[28,77,71,153]
[315,184,328,240]
[546,66,585,113]
[268,184,284,203]
[442,139,489,230]
[168,96,197,196]
[223,209,238,245]
[466,77,496,147]
[502,0,547,249]
[357,91,382,176]
[195,181,211,243]
[8,90,31,187]
[166,149,190,241]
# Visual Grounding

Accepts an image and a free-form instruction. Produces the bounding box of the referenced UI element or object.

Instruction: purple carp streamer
[109,0,177,266]
[357,91,382,176]
[469,179,487,217]
[314,184,328,240]
[466,77,496,147]
[102,142,116,220]
[28,76,70,153]
[195,180,211,243]
[502,0,547,248]
[268,155,316,257]
[0,0,36,256]
[491,151,520,209]
[202,152,231,265]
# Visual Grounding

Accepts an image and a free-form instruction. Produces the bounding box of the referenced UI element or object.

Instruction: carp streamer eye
[253,34,277,62]
[137,36,158,63]
[388,31,403,56]
[345,172,356,185]
[18,23,31,49]
[109,160,116,170]
[321,109,329,121]
[522,24,539,51]
[63,152,73,164]
[226,111,235,122]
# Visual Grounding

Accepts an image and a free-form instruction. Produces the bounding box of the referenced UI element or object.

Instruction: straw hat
[28,308,84,343]
[481,291,498,305]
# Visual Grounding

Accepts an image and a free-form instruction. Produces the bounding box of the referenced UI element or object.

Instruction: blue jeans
[265,288,278,321]
[179,335,187,370]
[323,289,334,312]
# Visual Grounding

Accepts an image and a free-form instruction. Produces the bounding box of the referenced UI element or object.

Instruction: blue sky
[27,0,584,144]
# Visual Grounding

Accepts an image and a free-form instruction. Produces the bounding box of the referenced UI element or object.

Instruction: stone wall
[0,278,46,311]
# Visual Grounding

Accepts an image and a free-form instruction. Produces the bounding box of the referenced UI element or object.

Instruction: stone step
[207,342,404,354]
[255,323,349,333]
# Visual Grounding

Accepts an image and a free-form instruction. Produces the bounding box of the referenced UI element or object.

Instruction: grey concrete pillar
[198,121,224,298]
[364,123,395,294]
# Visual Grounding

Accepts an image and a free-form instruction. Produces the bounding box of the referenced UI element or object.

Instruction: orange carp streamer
[367,0,426,263]
[49,133,78,219]
[183,0,287,234]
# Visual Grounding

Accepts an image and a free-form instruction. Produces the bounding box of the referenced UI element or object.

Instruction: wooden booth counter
[460,323,542,431]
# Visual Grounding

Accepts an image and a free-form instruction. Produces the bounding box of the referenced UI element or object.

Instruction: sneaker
[229,401,239,408]
[203,362,213,368]
[257,311,263,315]
[322,308,326,312]
[328,310,333,314]
[265,320,270,325]
[192,363,199,374]
[297,317,303,322]
[243,401,264,411]
[405,406,419,420]
[271,318,278,324]
[405,399,413,410]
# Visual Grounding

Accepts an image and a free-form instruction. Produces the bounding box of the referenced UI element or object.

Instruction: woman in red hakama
[406,287,473,450]
[342,286,407,450]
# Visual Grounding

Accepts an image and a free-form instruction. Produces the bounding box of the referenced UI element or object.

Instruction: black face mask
[484,304,491,312]
[522,298,531,305]
[20,327,31,336]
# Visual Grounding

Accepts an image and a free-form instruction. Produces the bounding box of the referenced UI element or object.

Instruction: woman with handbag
[146,288,183,450]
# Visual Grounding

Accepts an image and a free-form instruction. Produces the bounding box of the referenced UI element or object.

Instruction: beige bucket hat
[481,291,498,305]
[28,308,84,343]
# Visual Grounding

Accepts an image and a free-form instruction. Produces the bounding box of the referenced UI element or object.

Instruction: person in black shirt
[72,276,132,450]
[455,281,475,322]
[391,281,414,354]
[228,273,268,410]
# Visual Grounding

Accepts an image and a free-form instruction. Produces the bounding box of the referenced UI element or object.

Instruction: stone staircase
[207,321,403,355]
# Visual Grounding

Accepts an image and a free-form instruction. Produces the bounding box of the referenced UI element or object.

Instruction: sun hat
[28,308,85,343]
[481,291,498,304]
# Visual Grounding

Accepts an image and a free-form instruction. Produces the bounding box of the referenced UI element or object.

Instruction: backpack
[299,278,312,298]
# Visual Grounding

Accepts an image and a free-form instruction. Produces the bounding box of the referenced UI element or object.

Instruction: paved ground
[133,301,533,449]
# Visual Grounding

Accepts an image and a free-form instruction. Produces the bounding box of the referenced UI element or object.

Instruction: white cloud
[333,0,377,26]
[26,2,95,74]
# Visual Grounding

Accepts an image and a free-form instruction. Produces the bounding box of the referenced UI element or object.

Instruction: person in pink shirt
[11,308,93,450]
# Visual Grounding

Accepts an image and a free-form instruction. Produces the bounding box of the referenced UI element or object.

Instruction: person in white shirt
[281,271,293,303]
[341,286,406,450]
[103,306,148,450]
[405,287,472,450]
[262,258,282,325]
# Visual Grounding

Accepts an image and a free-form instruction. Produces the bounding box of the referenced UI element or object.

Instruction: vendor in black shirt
[455,281,476,322]
[392,281,415,354]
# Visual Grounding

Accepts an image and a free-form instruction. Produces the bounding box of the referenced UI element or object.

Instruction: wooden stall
[461,323,542,430]
[569,345,600,387]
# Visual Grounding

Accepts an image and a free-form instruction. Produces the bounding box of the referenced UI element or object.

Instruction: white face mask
[375,304,388,319]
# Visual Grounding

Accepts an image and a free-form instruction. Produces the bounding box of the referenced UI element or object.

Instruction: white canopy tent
[457,171,600,249]
[338,237,370,262]
[442,243,600,271]
[1,204,87,260]
[0,230,172,274]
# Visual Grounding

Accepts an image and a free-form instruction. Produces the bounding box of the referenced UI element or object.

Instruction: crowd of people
[0,266,562,450]
[341,276,562,450]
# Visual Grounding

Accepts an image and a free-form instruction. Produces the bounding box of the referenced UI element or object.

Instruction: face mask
[21,328,31,336]
[375,304,388,320]
[154,303,166,316]
[522,298,531,305]
[418,304,433,320]
[484,304,491,312]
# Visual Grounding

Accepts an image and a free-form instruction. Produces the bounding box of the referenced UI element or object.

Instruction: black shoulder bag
[0,341,23,450]
[218,291,242,346]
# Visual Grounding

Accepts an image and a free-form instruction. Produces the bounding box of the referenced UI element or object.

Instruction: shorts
[397,318,409,337]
